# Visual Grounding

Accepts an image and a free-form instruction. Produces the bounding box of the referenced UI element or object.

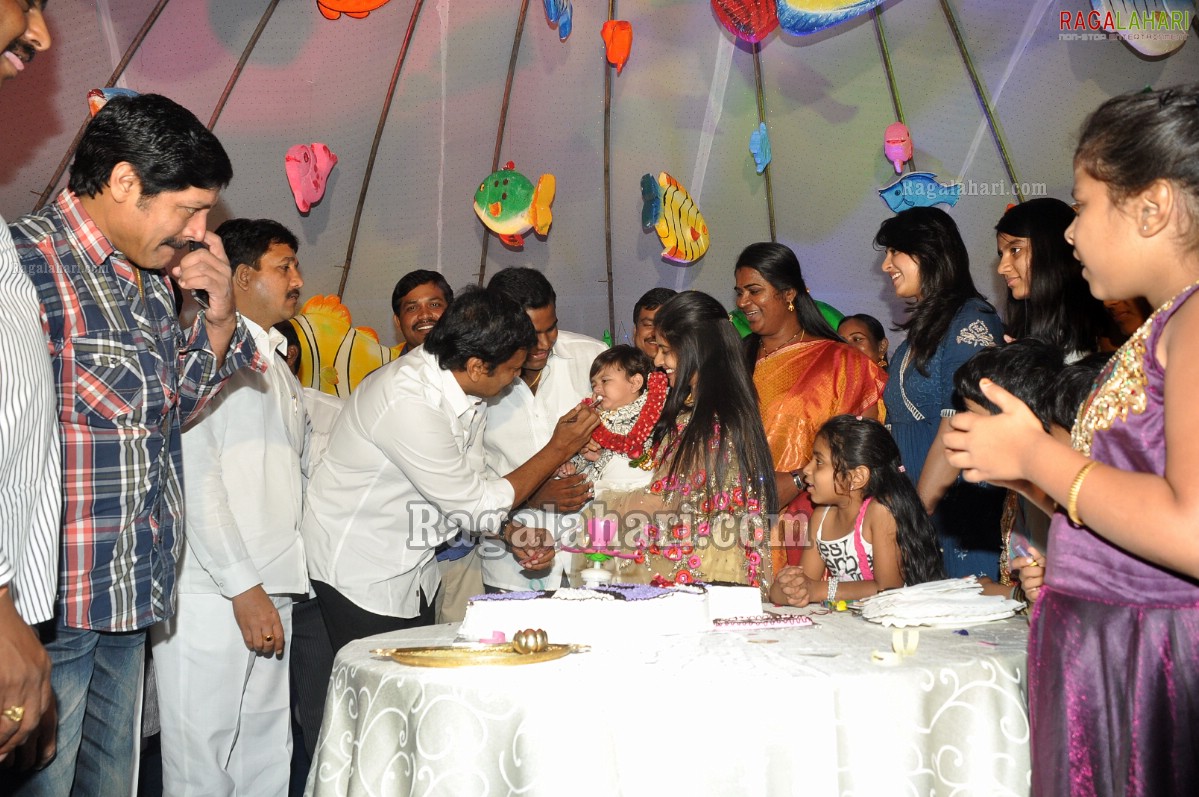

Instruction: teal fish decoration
[640,173,661,230]
[878,171,962,213]
[749,122,772,174]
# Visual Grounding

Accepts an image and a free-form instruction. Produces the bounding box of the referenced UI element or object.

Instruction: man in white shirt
[150,218,309,797]
[391,269,485,624]
[482,268,607,592]
[302,288,599,654]
[0,0,57,770]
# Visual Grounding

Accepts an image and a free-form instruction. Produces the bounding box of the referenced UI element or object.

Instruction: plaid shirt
[10,190,263,632]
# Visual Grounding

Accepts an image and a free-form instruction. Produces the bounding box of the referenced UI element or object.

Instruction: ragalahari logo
[1059,9,1191,41]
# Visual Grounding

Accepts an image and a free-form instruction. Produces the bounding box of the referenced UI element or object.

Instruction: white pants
[151,592,294,797]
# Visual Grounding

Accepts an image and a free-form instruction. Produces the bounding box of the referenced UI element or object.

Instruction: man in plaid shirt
[8,94,261,795]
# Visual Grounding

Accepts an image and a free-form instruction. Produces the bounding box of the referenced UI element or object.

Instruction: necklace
[526,367,544,391]
[760,329,805,358]
[590,371,669,462]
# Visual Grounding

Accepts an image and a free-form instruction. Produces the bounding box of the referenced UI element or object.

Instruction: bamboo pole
[33,0,173,210]
[338,0,427,297]
[476,0,533,285]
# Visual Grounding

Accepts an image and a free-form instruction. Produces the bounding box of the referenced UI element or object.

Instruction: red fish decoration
[317,0,392,20]
[601,20,633,74]
[711,0,779,43]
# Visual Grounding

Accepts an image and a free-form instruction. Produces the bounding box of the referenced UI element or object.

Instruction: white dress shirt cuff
[213,558,264,600]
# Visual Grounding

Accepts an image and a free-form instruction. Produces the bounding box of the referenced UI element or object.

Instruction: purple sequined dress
[1030,281,1199,796]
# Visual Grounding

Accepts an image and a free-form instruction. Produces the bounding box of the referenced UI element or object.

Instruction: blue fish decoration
[640,173,661,229]
[878,171,962,213]
[776,0,888,36]
[543,0,572,41]
[749,122,772,174]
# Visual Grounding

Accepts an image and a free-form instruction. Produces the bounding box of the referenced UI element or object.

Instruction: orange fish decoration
[317,0,392,20]
[601,20,633,74]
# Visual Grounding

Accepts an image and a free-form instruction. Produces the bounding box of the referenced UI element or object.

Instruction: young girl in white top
[771,415,944,606]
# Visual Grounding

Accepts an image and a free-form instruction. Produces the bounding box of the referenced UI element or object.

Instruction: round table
[306,609,1029,796]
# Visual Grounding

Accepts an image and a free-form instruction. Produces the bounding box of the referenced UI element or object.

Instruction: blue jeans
[5,621,145,797]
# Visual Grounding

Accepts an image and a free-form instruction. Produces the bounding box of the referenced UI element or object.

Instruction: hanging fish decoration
[601,20,633,73]
[316,0,393,20]
[776,0,889,36]
[543,0,573,41]
[87,87,139,117]
[285,143,338,214]
[290,295,400,397]
[883,122,912,174]
[641,172,710,265]
[749,122,772,174]
[711,0,779,42]
[878,171,962,213]
[473,161,556,248]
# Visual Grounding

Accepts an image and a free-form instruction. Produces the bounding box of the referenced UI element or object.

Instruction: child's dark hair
[817,416,946,585]
[953,339,1065,432]
[1053,351,1111,431]
[589,344,653,389]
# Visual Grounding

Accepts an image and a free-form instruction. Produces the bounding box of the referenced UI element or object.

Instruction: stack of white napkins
[855,577,1024,627]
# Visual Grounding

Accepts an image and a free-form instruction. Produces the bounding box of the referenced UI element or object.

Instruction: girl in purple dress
[943,84,1199,796]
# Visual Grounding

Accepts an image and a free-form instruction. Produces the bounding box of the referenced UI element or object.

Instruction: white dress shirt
[301,347,514,618]
[0,216,61,623]
[301,386,343,481]
[178,318,309,597]
[481,330,607,591]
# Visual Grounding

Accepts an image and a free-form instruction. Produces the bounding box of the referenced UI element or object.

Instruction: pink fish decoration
[601,20,633,74]
[285,143,338,213]
[883,122,912,174]
[711,0,779,43]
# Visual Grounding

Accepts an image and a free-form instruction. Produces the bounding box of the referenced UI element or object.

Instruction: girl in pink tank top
[770,416,945,607]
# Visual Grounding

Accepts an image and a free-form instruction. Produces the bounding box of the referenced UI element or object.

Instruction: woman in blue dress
[873,207,1005,577]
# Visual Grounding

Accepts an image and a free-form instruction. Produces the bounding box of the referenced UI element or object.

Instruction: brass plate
[371,643,580,667]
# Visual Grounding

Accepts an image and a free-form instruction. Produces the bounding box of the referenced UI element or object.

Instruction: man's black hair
[487,266,555,311]
[69,94,233,198]
[215,218,298,271]
[425,286,536,372]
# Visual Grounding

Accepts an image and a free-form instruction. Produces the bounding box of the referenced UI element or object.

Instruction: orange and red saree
[753,339,886,572]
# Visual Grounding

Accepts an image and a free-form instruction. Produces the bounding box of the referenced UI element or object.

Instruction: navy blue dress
[884,297,1005,578]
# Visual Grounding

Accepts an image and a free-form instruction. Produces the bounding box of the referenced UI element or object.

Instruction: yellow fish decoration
[287,294,401,397]
[641,171,710,264]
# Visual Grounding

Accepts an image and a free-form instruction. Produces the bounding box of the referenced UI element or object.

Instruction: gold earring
[787,300,795,312]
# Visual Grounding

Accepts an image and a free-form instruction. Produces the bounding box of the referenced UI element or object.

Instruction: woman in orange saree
[734,243,887,574]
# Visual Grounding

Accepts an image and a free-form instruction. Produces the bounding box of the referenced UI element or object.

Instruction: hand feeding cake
[458,583,765,646]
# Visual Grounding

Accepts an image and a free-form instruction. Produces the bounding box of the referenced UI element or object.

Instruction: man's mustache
[5,40,35,65]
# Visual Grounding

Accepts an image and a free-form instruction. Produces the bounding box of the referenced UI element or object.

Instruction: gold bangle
[1067,460,1098,527]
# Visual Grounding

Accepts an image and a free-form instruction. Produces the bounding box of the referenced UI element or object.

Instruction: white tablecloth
[306,610,1029,796]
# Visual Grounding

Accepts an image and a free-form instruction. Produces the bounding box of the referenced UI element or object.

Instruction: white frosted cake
[458,583,765,646]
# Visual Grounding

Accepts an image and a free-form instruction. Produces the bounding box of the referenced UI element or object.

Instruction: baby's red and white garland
[590,371,669,463]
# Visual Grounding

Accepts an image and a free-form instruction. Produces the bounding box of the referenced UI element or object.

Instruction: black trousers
[310,580,436,654]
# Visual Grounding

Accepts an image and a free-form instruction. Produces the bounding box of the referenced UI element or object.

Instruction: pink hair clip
[898,465,906,473]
